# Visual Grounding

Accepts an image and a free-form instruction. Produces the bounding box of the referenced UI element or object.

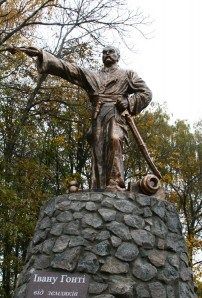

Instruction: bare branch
[0,0,6,6]
[0,0,54,45]
[193,260,202,266]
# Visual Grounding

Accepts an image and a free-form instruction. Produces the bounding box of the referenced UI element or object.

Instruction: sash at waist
[90,94,126,102]
[91,94,127,119]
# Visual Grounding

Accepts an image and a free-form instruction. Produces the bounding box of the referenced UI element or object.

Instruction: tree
[125,104,201,277]
[0,0,57,46]
[1,1,201,295]
[168,120,202,269]
[0,2,150,295]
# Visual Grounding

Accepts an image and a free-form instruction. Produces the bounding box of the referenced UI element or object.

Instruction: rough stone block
[110,235,122,247]
[135,283,150,297]
[50,223,64,236]
[115,242,139,261]
[149,281,166,298]
[114,199,134,213]
[82,213,103,228]
[77,252,99,273]
[14,191,196,298]
[158,264,179,283]
[56,210,73,222]
[148,249,166,267]
[51,247,81,271]
[52,235,70,253]
[132,258,157,281]
[152,201,166,219]
[88,282,108,294]
[98,208,116,221]
[86,201,97,211]
[63,220,80,235]
[131,229,155,248]
[107,221,131,240]
[109,276,134,297]
[96,230,110,241]
[124,214,145,229]
[101,256,129,274]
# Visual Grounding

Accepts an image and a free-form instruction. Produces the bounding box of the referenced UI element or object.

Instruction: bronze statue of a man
[8,45,152,190]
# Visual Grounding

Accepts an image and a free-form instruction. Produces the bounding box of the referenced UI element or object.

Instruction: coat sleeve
[127,70,152,116]
[37,50,91,90]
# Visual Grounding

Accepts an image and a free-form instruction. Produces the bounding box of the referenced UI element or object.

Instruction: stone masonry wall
[14,191,197,298]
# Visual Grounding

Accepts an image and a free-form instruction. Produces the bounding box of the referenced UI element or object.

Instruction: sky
[120,0,202,125]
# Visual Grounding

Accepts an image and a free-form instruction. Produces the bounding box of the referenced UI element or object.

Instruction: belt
[91,94,124,101]
[91,94,126,119]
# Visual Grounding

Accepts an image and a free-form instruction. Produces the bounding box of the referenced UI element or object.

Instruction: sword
[122,110,162,179]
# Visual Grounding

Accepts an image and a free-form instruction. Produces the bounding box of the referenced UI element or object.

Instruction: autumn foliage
[0,0,201,297]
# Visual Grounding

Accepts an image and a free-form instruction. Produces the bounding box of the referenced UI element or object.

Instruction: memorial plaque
[27,270,89,298]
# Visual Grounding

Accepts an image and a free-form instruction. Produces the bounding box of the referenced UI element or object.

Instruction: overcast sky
[120,0,202,124]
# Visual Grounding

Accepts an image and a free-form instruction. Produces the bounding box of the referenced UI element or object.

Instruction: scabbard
[124,111,162,179]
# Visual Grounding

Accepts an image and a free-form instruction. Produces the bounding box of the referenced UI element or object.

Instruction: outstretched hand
[7,46,42,58]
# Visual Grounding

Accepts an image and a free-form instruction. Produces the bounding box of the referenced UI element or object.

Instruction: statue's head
[102,46,120,67]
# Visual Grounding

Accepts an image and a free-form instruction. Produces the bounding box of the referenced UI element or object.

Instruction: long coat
[37,51,152,189]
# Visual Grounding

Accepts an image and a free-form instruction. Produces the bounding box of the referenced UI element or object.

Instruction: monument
[8,45,197,297]
[8,45,155,190]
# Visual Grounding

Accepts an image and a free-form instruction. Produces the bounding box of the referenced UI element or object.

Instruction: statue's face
[102,46,120,66]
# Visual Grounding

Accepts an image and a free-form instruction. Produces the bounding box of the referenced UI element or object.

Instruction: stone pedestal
[14,191,197,298]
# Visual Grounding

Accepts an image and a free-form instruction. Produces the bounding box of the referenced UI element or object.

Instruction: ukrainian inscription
[27,271,89,298]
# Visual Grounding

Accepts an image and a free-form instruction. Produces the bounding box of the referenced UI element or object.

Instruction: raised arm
[7,46,90,89]
[36,50,88,88]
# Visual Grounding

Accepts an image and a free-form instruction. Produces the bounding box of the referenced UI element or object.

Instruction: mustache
[103,56,113,60]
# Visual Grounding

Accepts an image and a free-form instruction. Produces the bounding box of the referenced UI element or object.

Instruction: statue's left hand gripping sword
[122,110,162,180]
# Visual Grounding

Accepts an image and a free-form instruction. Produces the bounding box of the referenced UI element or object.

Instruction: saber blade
[123,111,162,179]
